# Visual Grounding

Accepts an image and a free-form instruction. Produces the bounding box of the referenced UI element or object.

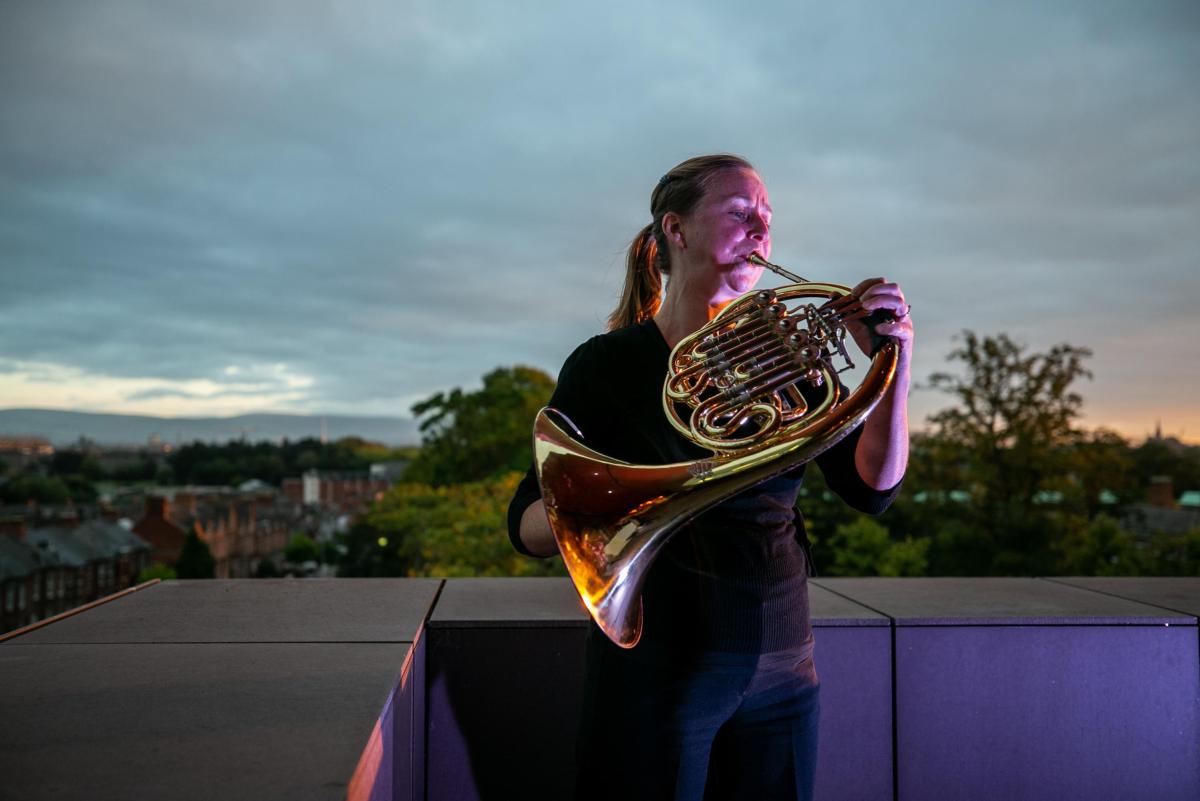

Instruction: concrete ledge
[13,578,443,643]
[426,576,588,628]
[1047,576,1200,617]
[814,576,1194,625]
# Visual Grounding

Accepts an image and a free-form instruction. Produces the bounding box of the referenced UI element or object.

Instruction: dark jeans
[576,628,821,801]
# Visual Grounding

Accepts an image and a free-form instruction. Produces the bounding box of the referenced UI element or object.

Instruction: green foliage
[50,450,105,480]
[927,331,1092,450]
[174,530,216,579]
[61,474,99,503]
[1054,514,1142,576]
[112,456,161,482]
[824,518,930,577]
[339,472,565,578]
[404,366,555,486]
[167,436,386,487]
[338,520,407,577]
[136,563,177,582]
[340,438,419,464]
[1143,528,1200,576]
[348,347,1196,580]
[319,539,340,564]
[1131,438,1200,494]
[1064,429,1141,516]
[254,559,281,578]
[921,331,1093,574]
[879,535,932,577]
[0,474,73,504]
[284,533,321,564]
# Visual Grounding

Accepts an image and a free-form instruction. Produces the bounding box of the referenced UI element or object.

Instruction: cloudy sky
[1,0,1197,442]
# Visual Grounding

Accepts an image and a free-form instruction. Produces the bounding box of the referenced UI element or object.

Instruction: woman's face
[679,167,772,303]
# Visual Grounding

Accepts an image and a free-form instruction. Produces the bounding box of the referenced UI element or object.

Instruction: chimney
[146,495,170,520]
[1147,476,1176,509]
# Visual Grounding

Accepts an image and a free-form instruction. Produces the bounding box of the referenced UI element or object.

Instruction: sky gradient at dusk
[2,1,1197,441]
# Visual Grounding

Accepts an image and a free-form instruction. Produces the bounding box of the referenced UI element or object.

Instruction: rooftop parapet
[1,576,1197,801]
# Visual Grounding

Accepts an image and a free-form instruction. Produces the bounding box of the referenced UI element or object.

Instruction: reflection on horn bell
[534,255,899,648]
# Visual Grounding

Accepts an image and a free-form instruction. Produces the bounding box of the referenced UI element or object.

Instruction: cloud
[1,0,1197,439]
[0,357,314,416]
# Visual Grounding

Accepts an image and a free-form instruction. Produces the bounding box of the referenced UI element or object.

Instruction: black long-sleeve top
[508,319,901,654]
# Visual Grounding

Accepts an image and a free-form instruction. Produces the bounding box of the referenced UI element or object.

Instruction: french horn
[533,254,899,648]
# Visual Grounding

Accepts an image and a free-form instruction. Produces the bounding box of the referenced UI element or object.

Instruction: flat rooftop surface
[1,579,441,801]
[428,576,588,626]
[0,641,408,801]
[14,578,442,643]
[813,577,1196,625]
[1048,577,1200,618]
[428,577,892,628]
[5,576,1196,800]
[809,581,890,626]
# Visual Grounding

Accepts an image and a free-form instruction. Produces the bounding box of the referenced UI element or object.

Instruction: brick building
[0,517,150,633]
[281,469,389,513]
[132,488,292,579]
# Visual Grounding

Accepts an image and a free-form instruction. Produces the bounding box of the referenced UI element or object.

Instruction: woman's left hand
[844,277,913,490]
[844,277,913,365]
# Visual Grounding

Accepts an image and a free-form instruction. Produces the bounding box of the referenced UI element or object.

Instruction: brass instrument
[533,255,899,647]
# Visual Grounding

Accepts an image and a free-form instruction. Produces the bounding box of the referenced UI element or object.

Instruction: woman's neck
[652,289,730,350]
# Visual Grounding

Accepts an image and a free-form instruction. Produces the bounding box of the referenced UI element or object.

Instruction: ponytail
[607,222,663,331]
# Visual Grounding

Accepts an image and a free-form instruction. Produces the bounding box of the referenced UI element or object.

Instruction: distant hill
[0,408,420,447]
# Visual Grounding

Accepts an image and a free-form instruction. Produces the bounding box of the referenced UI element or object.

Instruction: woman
[507,154,912,801]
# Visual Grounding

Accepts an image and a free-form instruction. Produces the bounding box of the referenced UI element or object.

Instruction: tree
[1054,514,1142,576]
[1064,429,1139,517]
[0,474,72,505]
[1144,528,1200,576]
[113,456,161,482]
[284,533,320,565]
[339,472,565,578]
[175,530,216,579]
[50,450,106,481]
[166,437,384,487]
[823,518,930,577]
[923,331,1093,574]
[1130,438,1200,498]
[404,366,556,486]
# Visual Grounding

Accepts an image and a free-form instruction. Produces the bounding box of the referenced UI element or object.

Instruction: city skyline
[2,2,1198,443]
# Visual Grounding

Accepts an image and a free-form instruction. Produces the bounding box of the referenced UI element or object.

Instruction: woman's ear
[661,211,687,250]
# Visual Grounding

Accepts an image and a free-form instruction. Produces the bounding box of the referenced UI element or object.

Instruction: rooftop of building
[1,576,1197,800]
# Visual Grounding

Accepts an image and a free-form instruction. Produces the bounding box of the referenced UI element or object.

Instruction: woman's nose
[748,216,768,241]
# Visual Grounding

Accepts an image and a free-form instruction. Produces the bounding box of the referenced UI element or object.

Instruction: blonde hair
[607,154,755,330]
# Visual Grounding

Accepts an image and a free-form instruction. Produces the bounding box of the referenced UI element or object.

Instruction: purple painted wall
[812,625,894,801]
[896,625,1200,801]
[409,578,1200,800]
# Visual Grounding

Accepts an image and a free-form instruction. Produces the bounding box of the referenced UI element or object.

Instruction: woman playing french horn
[508,154,912,801]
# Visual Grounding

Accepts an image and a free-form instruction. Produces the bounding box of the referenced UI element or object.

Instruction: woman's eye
[730,211,748,221]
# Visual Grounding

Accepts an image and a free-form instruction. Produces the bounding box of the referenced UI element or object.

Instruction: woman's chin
[729,266,764,295]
